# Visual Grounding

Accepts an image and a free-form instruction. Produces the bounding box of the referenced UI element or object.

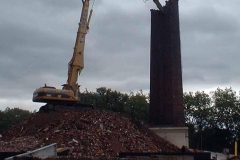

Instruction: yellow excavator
[32,0,93,112]
[32,0,164,112]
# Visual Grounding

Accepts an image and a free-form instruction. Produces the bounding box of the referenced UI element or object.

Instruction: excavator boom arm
[153,0,166,13]
[66,0,93,97]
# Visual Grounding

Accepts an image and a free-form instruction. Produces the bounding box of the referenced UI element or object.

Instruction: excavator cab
[33,85,78,103]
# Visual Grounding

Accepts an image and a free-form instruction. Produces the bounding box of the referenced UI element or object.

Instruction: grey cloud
[180,2,240,92]
[38,0,104,10]
[1,0,240,110]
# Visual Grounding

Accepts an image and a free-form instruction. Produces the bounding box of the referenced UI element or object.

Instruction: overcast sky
[0,0,240,111]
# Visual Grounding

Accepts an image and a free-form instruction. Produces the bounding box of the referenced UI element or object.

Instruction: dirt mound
[1,110,180,157]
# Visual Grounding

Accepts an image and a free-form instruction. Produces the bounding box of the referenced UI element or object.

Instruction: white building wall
[150,127,189,148]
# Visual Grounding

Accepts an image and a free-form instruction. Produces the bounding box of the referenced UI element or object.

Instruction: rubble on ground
[0,110,180,157]
[0,136,41,152]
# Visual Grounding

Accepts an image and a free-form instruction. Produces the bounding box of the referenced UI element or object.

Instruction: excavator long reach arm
[153,0,166,14]
[65,0,93,97]
[32,0,93,112]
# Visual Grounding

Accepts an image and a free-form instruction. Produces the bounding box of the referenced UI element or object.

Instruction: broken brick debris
[13,157,178,160]
[0,110,180,157]
[0,136,41,152]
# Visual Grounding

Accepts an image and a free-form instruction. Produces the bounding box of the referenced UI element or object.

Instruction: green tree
[184,87,240,152]
[211,87,240,141]
[183,91,212,149]
[81,87,149,122]
[124,90,149,123]
[81,89,99,108]
[202,128,231,152]
[0,107,32,133]
[94,87,129,112]
[184,91,212,129]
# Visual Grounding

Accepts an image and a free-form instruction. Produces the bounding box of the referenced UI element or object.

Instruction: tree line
[1,87,239,153]
[0,107,32,133]
[184,87,240,152]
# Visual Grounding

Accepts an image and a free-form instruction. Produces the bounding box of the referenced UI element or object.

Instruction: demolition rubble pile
[0,110,180,157]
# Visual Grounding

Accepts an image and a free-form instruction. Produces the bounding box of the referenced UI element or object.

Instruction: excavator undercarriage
[33,85,93,112]
[39,102,93,112]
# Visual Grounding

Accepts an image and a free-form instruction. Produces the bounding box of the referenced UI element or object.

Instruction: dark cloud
[0,0,240,110]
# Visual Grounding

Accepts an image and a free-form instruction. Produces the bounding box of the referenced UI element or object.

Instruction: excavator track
[39,102,93,112]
